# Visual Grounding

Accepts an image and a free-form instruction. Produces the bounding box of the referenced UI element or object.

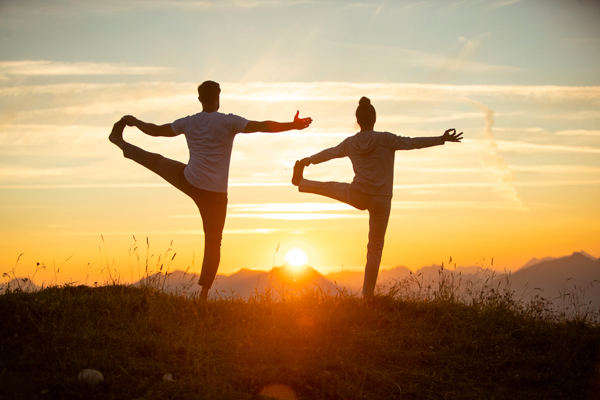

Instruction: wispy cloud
[471,101,526,209]
[229,202,354,212]
[4,0,314,16]
[223,82,600,102]
[391,200,525,210]
[173,202,362,220]
[509,165,600,174]
[491,0,522,9]
[3,81,599,104]
[496,141,600,154]
[324,41,520,74]
[555,130,600,137]
[227,213,362,220]
[0,61,175,79]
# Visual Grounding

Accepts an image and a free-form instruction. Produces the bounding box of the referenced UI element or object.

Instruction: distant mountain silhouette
[134,265,340,299]
[6,251,598,309]
[520,256,558,269]
[509,252,600,307]
[0,277,39,293]
[131,252,599,308]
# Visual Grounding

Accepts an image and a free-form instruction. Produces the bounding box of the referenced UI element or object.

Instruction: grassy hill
[1,279,599,399]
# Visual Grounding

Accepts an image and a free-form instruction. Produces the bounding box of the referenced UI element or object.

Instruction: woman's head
[356,96,376,130]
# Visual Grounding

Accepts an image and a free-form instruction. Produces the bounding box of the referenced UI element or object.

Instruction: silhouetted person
[292,96,462,297]
[110,80,312,300]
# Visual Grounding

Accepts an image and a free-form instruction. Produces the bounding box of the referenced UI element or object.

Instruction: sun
[284,247,308,268]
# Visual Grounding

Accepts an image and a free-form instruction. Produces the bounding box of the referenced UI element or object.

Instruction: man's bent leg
[121,142,189,192]
[362,197,392,297]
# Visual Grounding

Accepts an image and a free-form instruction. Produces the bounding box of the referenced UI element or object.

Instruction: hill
[125,251,600,311]
[0,285,598,399]
[5,251,599,310]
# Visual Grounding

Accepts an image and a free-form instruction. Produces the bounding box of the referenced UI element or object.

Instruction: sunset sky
[1,0,599,286]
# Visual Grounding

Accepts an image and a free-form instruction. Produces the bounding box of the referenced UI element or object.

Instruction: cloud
[229,202,354,212]
[323,41,521,74]
[173,213,363,220]
[173,202,363,220]
[496,141,600,154]
[3,80,599,105]
[509,165,600,174]
[555,130,600,137]
[391,200,525,210]
[472,101,527,210]
[227,213,362,220]
[491,0,522,9]
[3,0,315,16]
[222,82,600,103]
[0,61,175,80]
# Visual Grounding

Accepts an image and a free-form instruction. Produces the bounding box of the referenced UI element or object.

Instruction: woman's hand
[442,128,463,143]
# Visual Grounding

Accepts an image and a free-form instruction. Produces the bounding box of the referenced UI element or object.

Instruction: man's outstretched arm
[243,111,312,133]
[122,115,180,137]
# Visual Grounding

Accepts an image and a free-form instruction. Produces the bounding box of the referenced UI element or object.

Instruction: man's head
[198,81,221,111]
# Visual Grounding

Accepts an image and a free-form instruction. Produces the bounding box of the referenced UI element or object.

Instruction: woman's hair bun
[359,96,371,107]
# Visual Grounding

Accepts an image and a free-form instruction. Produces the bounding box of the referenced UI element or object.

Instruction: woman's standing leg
[362,196,392,297]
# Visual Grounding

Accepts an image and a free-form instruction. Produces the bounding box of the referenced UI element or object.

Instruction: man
[109,80,312,299]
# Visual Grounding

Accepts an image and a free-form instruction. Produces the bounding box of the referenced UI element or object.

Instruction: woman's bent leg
[299,179,369,210]
[362,197,392,297]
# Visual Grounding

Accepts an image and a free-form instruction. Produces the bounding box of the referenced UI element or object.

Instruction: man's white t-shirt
[171,111,248,193]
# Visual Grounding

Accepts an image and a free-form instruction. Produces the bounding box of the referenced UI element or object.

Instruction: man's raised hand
[442,128,463,143]
[293,111,312,130]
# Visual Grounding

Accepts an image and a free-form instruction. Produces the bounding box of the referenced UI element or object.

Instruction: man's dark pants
[122,142,227,289]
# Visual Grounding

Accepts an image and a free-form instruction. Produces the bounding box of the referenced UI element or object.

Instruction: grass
[1,270,600,399]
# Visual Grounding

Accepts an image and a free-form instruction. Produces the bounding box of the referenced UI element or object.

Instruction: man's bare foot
[109,120,126,148]
[292,160,304,186]
[199,286,209,301]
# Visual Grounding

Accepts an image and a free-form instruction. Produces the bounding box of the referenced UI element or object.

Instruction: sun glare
[284,248,308,268]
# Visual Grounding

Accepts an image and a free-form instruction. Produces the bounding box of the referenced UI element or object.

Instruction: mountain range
[3,251,599,309]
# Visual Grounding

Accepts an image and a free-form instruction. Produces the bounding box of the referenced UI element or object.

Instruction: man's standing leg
[191,189,228,300]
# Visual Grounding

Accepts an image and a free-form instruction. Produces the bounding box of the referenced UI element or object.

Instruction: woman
[292,97,462,297]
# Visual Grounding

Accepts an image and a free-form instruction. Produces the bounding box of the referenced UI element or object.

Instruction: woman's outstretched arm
[391,128,463,150]
[300,140,348,166]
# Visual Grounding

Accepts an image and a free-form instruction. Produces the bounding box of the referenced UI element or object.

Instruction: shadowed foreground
[1,284,599,399]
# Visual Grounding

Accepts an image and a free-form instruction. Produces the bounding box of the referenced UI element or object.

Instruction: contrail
[472,101,528,211]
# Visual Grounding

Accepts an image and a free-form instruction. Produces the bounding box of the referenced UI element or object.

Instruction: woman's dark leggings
[298,179,392,297]
[122,142,227,289]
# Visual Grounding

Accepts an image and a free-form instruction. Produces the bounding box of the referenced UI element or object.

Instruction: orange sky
[1,1,599,286]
